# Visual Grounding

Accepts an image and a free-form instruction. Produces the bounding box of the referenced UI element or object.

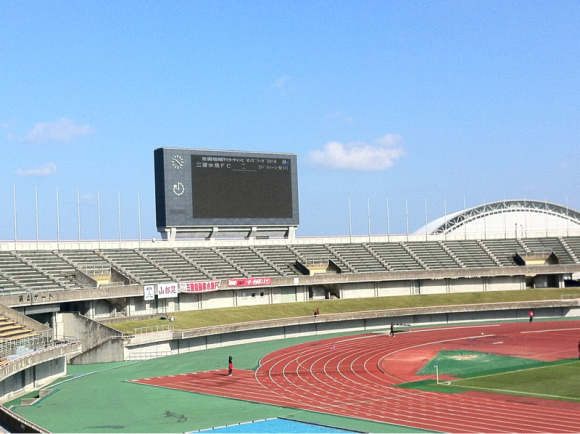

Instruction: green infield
[8,330,435,434]
[442,359,580,402]
[400,350,580,402]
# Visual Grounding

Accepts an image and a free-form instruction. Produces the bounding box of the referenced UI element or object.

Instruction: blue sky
[1,1,579,241]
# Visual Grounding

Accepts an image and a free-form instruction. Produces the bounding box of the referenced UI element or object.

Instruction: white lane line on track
[270,336,569,432]
[370,323,502,335]
[252,324,580,432]
[354,334,580,430]
[521,327,580,334]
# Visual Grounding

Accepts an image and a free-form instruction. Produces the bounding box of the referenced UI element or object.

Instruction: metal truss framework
[432,200,580,235]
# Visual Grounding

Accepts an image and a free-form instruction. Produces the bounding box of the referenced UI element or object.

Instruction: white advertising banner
[157,282,178,298]
[179,280,221,293]
[143,285,155,301]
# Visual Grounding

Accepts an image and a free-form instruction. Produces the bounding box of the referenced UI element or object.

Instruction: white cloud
[307,134,406,171]
[270,75,293,95]
[21,118,96,143]
[325,111,354,123]
[15,162,57,176]
[271,75,289,89]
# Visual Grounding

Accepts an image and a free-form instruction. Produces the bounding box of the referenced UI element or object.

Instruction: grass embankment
[108,287,579,334]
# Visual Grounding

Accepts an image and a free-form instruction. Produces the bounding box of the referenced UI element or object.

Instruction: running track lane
[133,321,580,433]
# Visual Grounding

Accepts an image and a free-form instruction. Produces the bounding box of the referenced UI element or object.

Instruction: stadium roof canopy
[415,199,580,236]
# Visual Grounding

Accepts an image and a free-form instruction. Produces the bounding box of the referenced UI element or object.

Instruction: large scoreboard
[154,148,299,238]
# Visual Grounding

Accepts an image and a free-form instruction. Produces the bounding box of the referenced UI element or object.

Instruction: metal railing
[303,257,329,268]
[134,324,174,335]
[561,294,580,300]
[0,329,53,359]
[79,263,111,277]
[127,351,172,360]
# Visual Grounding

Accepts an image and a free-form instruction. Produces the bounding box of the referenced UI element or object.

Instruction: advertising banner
[143,285,155,301]
[179,280,221,293]
[227,277,272,287]
[157,282,179,298]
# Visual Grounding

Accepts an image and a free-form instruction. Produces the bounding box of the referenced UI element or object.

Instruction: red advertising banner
[179,280,221,293]
[227,277,272,287]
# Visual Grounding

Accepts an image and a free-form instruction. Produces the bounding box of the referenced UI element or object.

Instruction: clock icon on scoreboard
[172,155,184,169]
[172,182,185,196]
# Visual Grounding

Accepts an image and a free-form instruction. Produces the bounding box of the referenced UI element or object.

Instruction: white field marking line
[446,359,580,383]
[373,334,495,383]
[521,327,580,334]
[448,383,580,401]
[286,356,489,434]
[261,327,580,429]
[358,334,580,426]
[296,342,576,434]
[357,358,580,430]
[275,348,343,408]
[347,324,502,340]
[349,341,538,425]
[275,340,413,411]
[291,343,380,407]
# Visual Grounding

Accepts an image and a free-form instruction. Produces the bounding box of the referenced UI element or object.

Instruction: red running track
[133,321,580,432]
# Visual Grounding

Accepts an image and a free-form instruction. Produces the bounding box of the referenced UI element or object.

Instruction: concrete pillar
[86,300,95,319]
[126,297,133,317]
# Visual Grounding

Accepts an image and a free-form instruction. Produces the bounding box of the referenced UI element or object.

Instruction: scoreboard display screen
[154,148,299,228]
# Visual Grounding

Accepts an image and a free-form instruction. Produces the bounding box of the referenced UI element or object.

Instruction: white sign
[179,280,221,293]
[143,285,155,301]
[157,282,178,299]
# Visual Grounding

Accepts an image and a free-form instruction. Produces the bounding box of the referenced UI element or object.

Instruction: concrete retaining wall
[59,312,122,351]
[0,342,81,403]
[69,338,125,365]
[119,300,580,362]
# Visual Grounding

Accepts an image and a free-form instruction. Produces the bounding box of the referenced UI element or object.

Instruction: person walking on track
[389,322,395,337]
[228,356,233,376]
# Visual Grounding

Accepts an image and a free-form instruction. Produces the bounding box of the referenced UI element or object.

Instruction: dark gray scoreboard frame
[154,147,299,237]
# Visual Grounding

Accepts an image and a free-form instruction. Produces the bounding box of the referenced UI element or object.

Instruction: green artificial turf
[109,288,576,334]
[442,360,580,401]
[416,350,561,378]
[398,350,580,402]
[10,330,434,433]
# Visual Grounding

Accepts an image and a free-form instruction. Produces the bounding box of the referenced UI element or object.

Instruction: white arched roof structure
[415,200,580,237]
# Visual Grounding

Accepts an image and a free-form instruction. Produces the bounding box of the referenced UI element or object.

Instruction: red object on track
[134,321,580,433]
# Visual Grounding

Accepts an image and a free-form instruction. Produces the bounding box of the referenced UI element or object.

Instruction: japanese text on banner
[157,282,178,298]
[179,280,221,293]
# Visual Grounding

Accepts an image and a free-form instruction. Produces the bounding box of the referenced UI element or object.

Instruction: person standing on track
[228,356,233,376]
[528,309,534,323]
[389,322,395,337]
